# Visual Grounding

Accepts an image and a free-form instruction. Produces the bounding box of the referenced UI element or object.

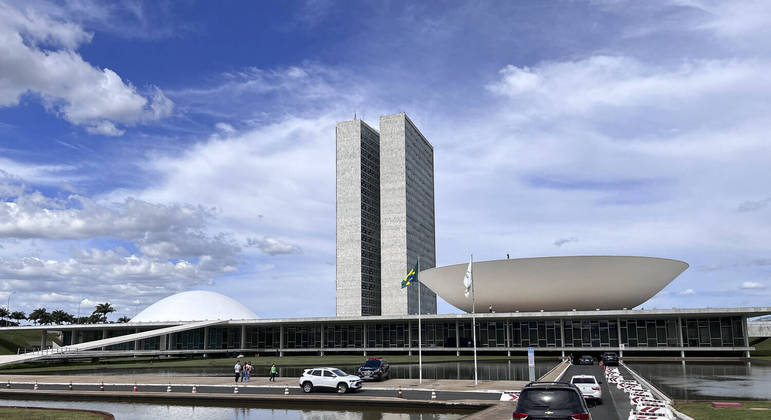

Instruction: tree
[51,309,74,325]
[117,316,131,323]
[75,316,91,325]
[28,308,47,325]
[92,302,116,323]
[0,307,9,323]
[87,313,102,324]
[38,311,53,325]
[10,311,26,325]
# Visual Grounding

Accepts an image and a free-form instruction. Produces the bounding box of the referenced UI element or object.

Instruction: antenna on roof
[354,112,357,120]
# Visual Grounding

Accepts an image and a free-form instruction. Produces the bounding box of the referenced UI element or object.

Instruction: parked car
[299,367,362,393]
[578,355,594,365]
[357,357,390,381]
[513,382,592,419]
[570,375,603,406]
[600,352,619,366]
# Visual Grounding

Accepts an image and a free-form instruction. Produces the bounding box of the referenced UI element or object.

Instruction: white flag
[463,257,473,298]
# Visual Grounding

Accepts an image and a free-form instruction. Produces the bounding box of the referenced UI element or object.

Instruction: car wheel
[337,383,348,393]
[597,399,602,405]
[302,382,313,393]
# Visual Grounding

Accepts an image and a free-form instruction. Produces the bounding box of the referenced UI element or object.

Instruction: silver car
[299,367,362,393]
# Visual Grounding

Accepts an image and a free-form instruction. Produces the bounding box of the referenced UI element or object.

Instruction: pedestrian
[270,362,277,382]
[245,361,252,382]
[234,361,242,383]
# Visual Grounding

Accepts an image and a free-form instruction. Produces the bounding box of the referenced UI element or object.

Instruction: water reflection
[628,361,771,400]
[0,400,467,420]
[26,360,554,381]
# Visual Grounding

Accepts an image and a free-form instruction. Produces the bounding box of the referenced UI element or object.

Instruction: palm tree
[10,311,26,325]
[38,311,53,325]
[117,316,131,323]
[50,309,73,325]
[28,308,47,325]
[92,302,116,323]
[0,307,9,325]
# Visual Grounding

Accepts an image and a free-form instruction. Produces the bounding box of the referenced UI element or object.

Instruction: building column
[240,325,246,350]
[159,334,167,351]
[455,320,460,357]
[101,328,108,351]
[203,327,209,357]
[617,317,623,358]
[133,328,140,352]
[505,320,511,357]
[40,330,47,350]
[408,321,413,356]
[320,325,325,357]
[362,323,367,357]
[677,317,685,364]
[743,315,751,359]
[279,325,284,357]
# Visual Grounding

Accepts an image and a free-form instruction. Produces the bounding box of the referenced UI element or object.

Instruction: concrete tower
[379,113,437,316]
[335,119,381,316]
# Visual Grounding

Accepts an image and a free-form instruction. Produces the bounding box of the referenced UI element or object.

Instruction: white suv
[570,375,602,405]
[299,367,362,393]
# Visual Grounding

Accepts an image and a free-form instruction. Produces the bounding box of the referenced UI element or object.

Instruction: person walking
[245,361,252,382]
[270,363,277,382]
[234,361,242,383]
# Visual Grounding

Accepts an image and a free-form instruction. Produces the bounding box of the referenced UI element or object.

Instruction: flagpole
[471,254,478,385]
[417,255,422,384]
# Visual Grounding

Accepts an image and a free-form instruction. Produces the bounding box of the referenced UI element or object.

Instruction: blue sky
[0,0,770,320]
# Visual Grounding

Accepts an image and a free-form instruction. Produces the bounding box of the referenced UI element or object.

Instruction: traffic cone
[133,384,137,392]
[68,382,73,391]
[166,384,172,393]
[33,382,38,391]
[397,387,403,398]
[431,389,437,400]
[191,385,197,394]
[100,382,104,391]
[233,386,239,394]
[5,381,9,389]
[284,385,289,395]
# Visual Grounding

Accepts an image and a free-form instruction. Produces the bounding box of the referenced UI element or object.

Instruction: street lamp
[77,297,88,324]
[6,291,14,312]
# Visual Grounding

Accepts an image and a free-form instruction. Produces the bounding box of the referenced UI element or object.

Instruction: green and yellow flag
[401,260,419,288]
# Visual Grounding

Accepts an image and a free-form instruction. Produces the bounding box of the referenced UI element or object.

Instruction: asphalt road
[562,363,631,420]
[0,381,503,402]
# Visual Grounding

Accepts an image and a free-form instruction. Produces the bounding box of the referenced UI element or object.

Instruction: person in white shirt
[234,361,242,383]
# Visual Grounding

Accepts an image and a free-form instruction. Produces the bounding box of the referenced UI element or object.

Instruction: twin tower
[336,113,437,317]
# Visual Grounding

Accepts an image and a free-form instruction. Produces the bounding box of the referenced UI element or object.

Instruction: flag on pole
[463,257,473,297]
[401,260,419,288]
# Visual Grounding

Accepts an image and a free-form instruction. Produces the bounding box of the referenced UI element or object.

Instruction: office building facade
[380,113,437,316]
[336,120,381,316]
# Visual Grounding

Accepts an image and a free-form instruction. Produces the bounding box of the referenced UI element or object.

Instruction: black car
[357,357,390,381]
[578,355,594,365]
[513,382,591,419]
[600,352,619,366]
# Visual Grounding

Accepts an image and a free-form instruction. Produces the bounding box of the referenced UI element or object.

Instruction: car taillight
[512,412,528,419]
[592,386,600,390]
[571,414,589,420]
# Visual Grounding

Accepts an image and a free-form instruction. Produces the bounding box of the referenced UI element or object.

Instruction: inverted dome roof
[131,290,258,322]
[420,256,688,312]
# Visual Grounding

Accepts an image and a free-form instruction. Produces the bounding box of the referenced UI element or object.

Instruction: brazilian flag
[401,260,419,288]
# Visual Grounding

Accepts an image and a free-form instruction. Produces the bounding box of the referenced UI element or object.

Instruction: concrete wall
[748,321,771,337]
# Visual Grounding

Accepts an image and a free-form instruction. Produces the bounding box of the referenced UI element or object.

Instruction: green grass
[674,401,771,420]
[750,337,771,360]
[0,331,61,355]
[0,406,108,419]
[0,353,557,374]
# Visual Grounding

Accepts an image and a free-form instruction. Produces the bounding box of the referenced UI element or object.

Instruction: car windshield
[518,389,583,411]
[331,369,347,377]
[572,378,596,384]
[363,359,381,368]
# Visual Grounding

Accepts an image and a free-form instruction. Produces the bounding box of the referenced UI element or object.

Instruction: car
[299,367,362,393]
[570,375,603,406]
[357,357,390,381]
[578,355,594,365]
[600,352,619,366]
[513,381,592,419]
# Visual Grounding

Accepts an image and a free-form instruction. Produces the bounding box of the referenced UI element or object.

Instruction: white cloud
[0,3,173,135]
[741,281,765,289]
[678,289,696,295]
[553,237,578,247]
[247,236,302,255]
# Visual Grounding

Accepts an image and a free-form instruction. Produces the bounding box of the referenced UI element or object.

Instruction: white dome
[130,290,258,322]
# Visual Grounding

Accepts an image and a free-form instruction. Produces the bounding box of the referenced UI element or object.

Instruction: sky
[0,0,769,320]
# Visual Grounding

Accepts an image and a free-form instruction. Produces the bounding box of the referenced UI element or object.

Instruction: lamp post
[6,291,14,312]
[77,298,88,324]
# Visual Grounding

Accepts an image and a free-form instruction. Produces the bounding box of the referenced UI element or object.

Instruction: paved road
[0,381,503,402]
[562,364,630,420]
